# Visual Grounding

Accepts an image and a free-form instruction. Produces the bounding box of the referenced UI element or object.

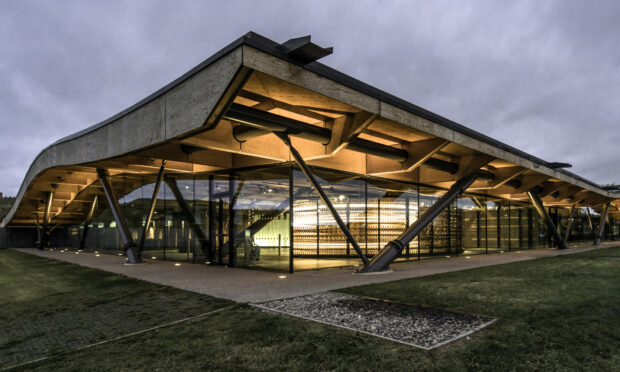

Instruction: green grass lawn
[1,247,619,371]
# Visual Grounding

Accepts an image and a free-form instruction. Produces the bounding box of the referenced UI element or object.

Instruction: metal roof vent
[277,35,333,64]
[547,162,572,169]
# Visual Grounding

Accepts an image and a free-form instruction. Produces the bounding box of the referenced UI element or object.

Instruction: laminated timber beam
[96,169,141,264]
[276,132,370,267]
[360,169,484,273]
[224,103,523,189]
[164,176,211,259]
[526,189,568,250]
[595,201,611,246]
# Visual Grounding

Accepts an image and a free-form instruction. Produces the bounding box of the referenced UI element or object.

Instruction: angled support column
[80,195,98,250]
[586,207,594,233]
[276,132,370,266]
[165,177,211,259]
[137,161,166,258]
[595,201,611,246]
[39,190,54,250]
[96,168,141,264]
[527,189,568,250]
[563,204,576,244]
[360,170,480,273]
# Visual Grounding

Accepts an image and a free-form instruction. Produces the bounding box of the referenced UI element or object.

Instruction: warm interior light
[95,254,100,257]
[151,256,157,260]
[117,253,123,256]
[174,263,181,266]
[278,275,287,279]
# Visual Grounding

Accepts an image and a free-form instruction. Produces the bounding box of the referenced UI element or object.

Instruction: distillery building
[1,32,619,273]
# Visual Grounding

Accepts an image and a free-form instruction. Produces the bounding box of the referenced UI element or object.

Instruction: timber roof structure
[3,32,619,228]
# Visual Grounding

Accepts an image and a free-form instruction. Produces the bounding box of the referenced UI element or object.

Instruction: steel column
[80,195,98,250]
[276,133,370,266]
[526,189,568,250]
[563,204,576,244]
[138,162,166,256]
[595,202,611,246]
[360,171,480,273]
[96,169,141,263]
[165,177,210,259]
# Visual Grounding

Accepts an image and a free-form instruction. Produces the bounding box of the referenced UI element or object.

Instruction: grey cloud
[1,0,619,195]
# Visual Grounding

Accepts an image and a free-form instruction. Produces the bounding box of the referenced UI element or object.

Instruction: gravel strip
[252,292,495,349]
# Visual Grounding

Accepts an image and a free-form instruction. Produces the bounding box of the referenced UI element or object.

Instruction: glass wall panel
[292,168,365,270]
[87,192,120,252]
[519,206,530,249]
[161,179,195,262]
[194,176,209,262]
[459,197,479,254]
[61,162,600,270]
[499,204,510,250]
[211,177,230,265]
[406,190,420,259]
[509,204,520,250]
[418,193,437,256]
[365,182,384,256]
[479,197,487,253]
[486,201,500,253]
[233,167,290,271]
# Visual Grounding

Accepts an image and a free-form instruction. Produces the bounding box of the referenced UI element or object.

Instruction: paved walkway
[15,241,616,303]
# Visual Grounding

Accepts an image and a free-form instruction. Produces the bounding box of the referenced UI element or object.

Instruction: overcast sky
[1,0,619,196]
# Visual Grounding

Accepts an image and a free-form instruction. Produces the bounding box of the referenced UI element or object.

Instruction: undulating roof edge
[8,31,620,211]
[46,31,619,194]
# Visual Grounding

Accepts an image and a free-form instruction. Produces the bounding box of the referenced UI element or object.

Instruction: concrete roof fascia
[3,31,618,227]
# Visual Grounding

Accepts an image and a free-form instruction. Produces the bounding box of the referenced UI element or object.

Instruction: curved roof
[3,32,619,228]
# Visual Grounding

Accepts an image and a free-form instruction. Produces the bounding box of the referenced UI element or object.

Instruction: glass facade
[50,165,620,272]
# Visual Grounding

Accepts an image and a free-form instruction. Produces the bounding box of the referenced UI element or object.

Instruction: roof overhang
[3,32,619,228]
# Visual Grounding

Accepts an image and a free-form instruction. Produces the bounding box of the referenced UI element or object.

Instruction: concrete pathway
[15,241,616,303]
